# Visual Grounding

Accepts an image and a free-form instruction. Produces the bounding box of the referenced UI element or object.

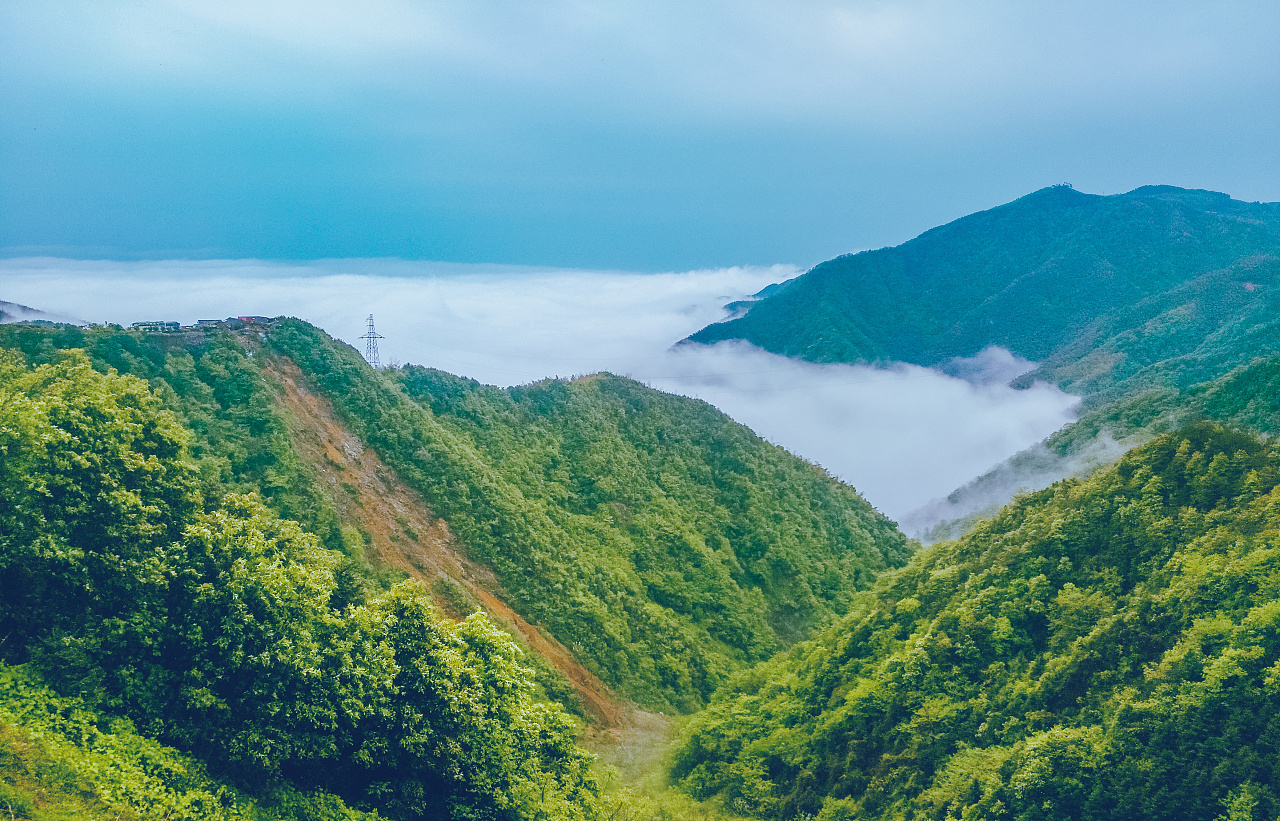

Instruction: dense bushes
[0,348,202,661]
[0,665,378,821]
[0,349,601,820]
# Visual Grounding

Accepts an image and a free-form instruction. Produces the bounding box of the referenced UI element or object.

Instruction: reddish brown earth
[265,358,629,729]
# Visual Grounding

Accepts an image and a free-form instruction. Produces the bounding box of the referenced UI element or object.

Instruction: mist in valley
[2,256,1080,523]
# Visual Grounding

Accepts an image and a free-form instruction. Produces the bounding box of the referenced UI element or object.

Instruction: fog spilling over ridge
[1,257,1079,519]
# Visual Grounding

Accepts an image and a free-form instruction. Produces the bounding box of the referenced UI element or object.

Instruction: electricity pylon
[360,314,384,369]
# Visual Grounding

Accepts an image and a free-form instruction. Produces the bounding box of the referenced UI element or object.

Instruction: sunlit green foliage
[267,320,909,711]
[0,665,375,821]
[0,348,201,662]
[0,348,604,820]
[0,322,343,549]
[674,424,1280,821]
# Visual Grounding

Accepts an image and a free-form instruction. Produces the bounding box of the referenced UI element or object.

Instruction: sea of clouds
[0,257,1079,526]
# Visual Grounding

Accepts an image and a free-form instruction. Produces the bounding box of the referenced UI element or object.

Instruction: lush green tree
[350,583,598,821]
[0,349,200,661]
[0,322,345,549]
[0,347,607,820]
[150,495,381,782]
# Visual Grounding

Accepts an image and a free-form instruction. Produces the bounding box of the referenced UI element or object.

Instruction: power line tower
[359,314,384,369]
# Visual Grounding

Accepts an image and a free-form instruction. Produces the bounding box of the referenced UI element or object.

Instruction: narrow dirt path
[266,358,628,729]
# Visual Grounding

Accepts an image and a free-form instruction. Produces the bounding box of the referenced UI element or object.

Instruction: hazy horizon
[6,0,1271,525]
[0,256,1079,522]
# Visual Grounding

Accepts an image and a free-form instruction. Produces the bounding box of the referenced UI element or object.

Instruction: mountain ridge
[0,318,910,717]
[685,185,1280,385]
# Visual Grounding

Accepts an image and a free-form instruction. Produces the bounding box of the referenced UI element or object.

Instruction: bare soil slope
[267,358,628,728]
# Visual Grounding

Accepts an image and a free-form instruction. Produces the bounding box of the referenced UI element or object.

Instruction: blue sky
[3,1,1279,270]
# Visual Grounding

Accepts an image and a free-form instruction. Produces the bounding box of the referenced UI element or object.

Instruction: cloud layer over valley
[1,257,1079,521]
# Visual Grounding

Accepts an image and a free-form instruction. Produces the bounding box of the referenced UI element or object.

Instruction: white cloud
[5,0,1275,128]
[0,257,1078,519]
[644,342,1078,518]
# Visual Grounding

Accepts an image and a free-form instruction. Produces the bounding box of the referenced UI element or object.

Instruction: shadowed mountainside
[687,185,1280,400]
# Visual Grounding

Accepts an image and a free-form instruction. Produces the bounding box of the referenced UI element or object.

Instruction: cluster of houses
[130,316,273,332]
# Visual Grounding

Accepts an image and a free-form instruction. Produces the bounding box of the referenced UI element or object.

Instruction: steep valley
[7,183,1280,821]
[267,356,631,730]
[0,317,907,820]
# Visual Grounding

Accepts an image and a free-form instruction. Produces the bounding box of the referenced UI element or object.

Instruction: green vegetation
[0,322,344,551]
[0,318,908,715]
[692,184,1280,542]
[673,423,1280,821]
[0,665,376,821]
[1045,353,1280,475]
[672,186,1280,817]
[16,183,1280,820]
[925,350,1280,545]
[0,348,601,820]
[0,319,911,817]
[267,320,909,712]
[688,186,1280,398]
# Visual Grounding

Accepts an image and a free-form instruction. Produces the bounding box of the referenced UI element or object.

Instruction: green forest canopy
[0,348,599,820]
[674,423,1280,821]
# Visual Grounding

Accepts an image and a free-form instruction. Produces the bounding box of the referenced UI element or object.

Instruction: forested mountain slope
[268,320,909,712]
[674,423,1280,821]
[687,185,1280,400]
[0,346,597,820]
[691,184,1280,535]
[264,356,624,726]
[0,320,908,717]
[912,345,1280,543]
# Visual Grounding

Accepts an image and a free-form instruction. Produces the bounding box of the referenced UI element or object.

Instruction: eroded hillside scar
[265,358,626,728]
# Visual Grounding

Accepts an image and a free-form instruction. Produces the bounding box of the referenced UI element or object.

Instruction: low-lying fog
[1,257,1080,525]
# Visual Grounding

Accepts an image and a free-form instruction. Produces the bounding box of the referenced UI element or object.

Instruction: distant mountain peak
[1010,184,1095,206]
[0,299,86,326]
[684,183,1280,383]
[1120,184,1237,206]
